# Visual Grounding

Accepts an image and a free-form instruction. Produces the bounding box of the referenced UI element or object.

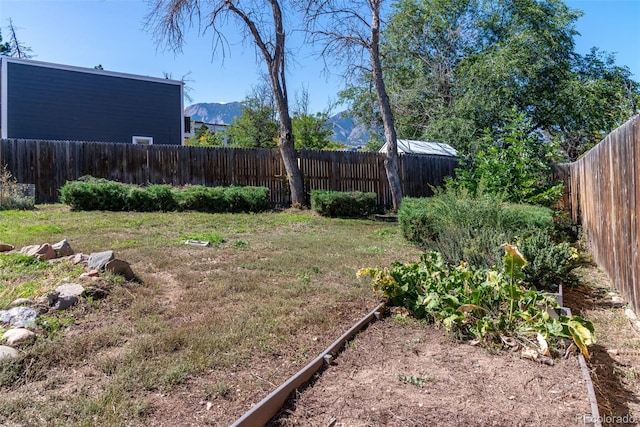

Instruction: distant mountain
[185,102,242,125]
[185,102,369,147]
[327,111,370,148]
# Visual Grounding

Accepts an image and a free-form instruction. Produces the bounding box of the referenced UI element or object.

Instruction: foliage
[59,178,269,213]
[0,165,35,211]
[519,230,579,292]
[59,176,129,211]
[552,48,640,160]
[359,249,596,358]
[188,125,225,147]
[450,110,564,206]
[226,96,278,149]
[340,0,639,159]
[310,190,378,218]
[398,188,553,268]
[0,19,34,59]
[292,112,340,150]
[361,135,384,152]
[127,185,178,212]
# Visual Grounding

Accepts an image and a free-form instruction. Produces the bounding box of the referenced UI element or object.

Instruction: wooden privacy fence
[557,114,640,314]
[0,139,458,207]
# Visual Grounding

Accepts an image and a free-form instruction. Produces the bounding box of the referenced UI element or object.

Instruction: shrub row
[310,190,378,218]
[59,177,269,213]
[398,188,577,291]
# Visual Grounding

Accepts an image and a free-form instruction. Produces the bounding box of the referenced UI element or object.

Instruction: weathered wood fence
[0,139,458,207]
[557,114,640,314]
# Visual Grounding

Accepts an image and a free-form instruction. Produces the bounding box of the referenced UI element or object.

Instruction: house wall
[1,58,183,145]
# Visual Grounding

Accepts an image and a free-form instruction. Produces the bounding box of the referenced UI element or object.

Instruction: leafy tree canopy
[226,96,279,149]
[188,124,225,147]
[292,112,343,150]
[340,0,639,160]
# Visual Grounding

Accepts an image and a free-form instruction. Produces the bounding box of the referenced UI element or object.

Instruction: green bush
[223,186,269,212]
[399,188,554,268]
[176,185,226,212]
[60,177,269,213]
[59,177,128,211]
[450,109,564,207]
[310,190,378,218]
[127,185,177,212]
[519,230,579,292]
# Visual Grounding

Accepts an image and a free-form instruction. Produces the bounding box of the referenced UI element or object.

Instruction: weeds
[0,165,35,211]
[398,374,437,387]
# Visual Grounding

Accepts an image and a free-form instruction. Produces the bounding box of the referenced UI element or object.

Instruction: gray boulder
[55,283,85,298]
[0,345,19,360]
[105,259,135,281]
[51,295,78,311]
[52,239,74,257]
[88,250,114,270]
[0,307,38,327]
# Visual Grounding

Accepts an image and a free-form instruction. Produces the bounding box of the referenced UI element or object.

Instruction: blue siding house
[0,57,184,145]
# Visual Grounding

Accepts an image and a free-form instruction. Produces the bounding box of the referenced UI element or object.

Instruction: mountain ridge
[185,102,369,147]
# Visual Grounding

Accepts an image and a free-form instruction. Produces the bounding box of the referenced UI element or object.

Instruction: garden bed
[270,315,591,426]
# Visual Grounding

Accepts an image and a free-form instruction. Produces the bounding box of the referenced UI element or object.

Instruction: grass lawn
[0,205,423,426]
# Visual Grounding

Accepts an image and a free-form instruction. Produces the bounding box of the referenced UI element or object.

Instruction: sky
[1,0,639,114]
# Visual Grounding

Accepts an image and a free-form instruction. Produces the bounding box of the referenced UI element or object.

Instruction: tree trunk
[370,1,403,212]
[275,99,305,208]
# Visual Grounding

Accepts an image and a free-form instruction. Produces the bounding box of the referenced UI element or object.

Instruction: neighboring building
[0,57,185,145]
[379,139,458,157]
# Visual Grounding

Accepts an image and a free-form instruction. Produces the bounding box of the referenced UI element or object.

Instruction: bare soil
[264,264,640,427]
[270,316,590,427]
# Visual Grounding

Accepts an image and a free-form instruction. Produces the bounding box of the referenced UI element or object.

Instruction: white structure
[379,139,458,157]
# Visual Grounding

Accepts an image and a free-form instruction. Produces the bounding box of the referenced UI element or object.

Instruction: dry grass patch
[0,205,421,426]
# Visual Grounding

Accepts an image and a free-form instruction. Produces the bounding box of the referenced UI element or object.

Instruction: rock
[45,291,60,306]
[611,295,626,307]
[9,298,34,307]
[80,269,100,278]
[72,253,89,265]
[55,283,85,298]
[0,345,19,360]
[105,259,135,281]
[52,239,74,257]
[0,243,14,252]
[51,295,78,311]
[0,307,38,327]
[88,250,114,270]
[20,243,56,260]
[2,328,36,345]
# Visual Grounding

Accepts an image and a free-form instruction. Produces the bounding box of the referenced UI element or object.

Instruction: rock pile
[0,240,136,360]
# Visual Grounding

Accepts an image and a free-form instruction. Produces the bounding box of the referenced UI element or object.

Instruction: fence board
[559,115,640,314]
[1,139,458,209]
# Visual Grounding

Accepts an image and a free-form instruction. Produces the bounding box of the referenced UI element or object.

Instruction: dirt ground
[263,264,640,427]
[269,317,590,427]
[3,254,639,426]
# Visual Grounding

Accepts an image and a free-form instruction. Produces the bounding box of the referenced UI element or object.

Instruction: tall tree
[551,48,640,160]
[1,19,33,58]
[146,0,305,207]
[291,86,336,150]
[226,95,279,148]
[365,0,639,159]
[304,0,403,211]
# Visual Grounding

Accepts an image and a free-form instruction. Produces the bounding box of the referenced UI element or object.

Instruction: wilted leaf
[457,304,487,313]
